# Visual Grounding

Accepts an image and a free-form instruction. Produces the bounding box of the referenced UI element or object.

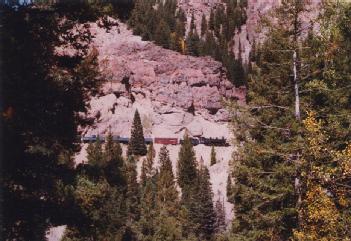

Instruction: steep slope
[74,19,242,223]
[82,19,244,138]
[178,0,321,62]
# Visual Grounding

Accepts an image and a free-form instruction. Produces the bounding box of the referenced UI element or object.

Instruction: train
[81,135,229,146]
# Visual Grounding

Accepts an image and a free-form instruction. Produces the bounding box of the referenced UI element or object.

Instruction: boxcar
[199,137,228,146]
[154,137,178,145]
[81,135,104,143]
[144,137,153,144]
[117,137,130,144]
[179,138,199,146]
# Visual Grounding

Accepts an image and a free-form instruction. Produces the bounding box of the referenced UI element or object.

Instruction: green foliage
[128,0,248,87]
[211,146,217,166]
[129,0,182,49]
[104,131,125,187]
[201,13,208,36]
[215,196,226,233]
[186,30,201,56]
[229,1,351,240]
[193,166,217,240]
[125,156,140,223]
[128,109,147,156]
[157,146,179,215]
[138,178,158,240]
[86,136,104,166]
[1,1,108,239]
[62,174,127,240]
[155,19,171,49]
[209,9,215,30]
[177,134,198,202]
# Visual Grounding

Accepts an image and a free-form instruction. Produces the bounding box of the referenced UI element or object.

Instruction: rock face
[83,19,244,138]
[178,0,223,34]
[73,19,238,226]
[177,0,321,62]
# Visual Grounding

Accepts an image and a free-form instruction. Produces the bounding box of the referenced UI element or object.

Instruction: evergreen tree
[125,156,140,225]
[201,13,207,37]
[138,178,157,240]
[154,19,171,49]
[214,6,224,37]
[201,31,216,56]
[86,136,104,166]
[197,166,216,239]
[226,174,233,201]
[145,142,156,177]
[229,1,351,240]
[214,194,226,233]
[157,146,179,215]
[186,30,200,56]
[209,8,215,30]
[187,166,216,240]
[229,1,307,239]
[177,134,198,202]
[104,131,125,186]
[140,158,148,187]
[210,146,217,166]
[128,109,147,156]
[190,12,196,32]
[104,131,122,162]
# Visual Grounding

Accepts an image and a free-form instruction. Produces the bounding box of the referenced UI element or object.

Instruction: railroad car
[144,137,153,144]
[117,137,130,144]
[81,135,105,143]
[81,135,228,146]
[154,137,178,145]
[199,137,228,146]
[179,137,199,146]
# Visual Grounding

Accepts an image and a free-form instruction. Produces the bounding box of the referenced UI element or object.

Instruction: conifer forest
[1,0,351,241]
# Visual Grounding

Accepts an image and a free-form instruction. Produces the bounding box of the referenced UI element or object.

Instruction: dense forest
[1,0,351,241]
[128,0,248,87]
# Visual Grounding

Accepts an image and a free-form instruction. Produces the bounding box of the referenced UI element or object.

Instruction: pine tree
[226,174,233,201]
[209,8,215,30]
[201,13,207,37]
[128,109,147,156]
[198,166,216,239]
[140,159,148,187]
[210,146,217,166]
[229,1,351,240]
[187,166,216,240]
[86,136,104,166]
[177,134,198,202]
[186,30,200,56]
[154,19,171,49]
[214,6,224,37]
[229,1,307,239]
[125,155,140,224]
[104,131,125,187]
[138,177,157,240]
[201,31,216,56]
[157,146,179,214]
[190,12,196,32]
[214,194,226,233]
[145,142,155,177]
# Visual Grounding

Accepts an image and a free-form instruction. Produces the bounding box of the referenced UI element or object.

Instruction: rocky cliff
[80,19,244,139]
[178,0,321,62]
[74,19,243,223]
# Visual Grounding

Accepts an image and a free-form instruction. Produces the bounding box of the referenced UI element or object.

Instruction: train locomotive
[81,135,229,146]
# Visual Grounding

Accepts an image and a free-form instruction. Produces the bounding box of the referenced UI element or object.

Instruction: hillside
[75,18,243,222]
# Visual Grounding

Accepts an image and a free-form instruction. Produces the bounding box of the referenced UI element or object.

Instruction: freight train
[81,135,229,146]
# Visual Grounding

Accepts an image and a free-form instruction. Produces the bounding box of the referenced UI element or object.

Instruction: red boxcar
[154,137,178,145]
